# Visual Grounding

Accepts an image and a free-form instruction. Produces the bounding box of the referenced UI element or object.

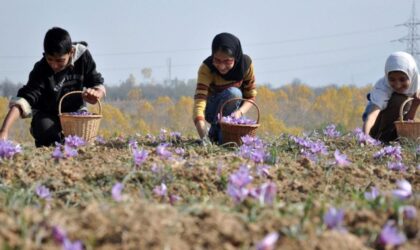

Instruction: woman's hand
[231,109,243,119]
[0,129,8,140]
[83,88,104,104]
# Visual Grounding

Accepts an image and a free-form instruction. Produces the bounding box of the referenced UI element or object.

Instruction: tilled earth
[0,133,419,250]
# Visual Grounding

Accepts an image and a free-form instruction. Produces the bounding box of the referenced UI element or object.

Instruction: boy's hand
[83,88,104,104]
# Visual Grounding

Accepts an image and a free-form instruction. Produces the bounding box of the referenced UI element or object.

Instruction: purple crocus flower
[291,136,328,161]
[364,187,380,201]
[353,128,381,146]
[95,136,106,144]
[159,128,168,141]
[0,139,22,159]
[255,232,279,250]
[151,164,162,174]
[156,144,172,160]
[402,205,417,219]
[323,207,345,231]
[170,131,181,141]
[256,165,271,178]
[133,149,148,166]
[387,161,407,172]
[323,124,341,138]
[169,194,181,205]
[241,135,256,145]
[374,145,402,161]
[334,150,351,167]
[36,185,51,200]
[174,147,185,156]
[128,139,138,150]
[229,165,253,188]
[63,145,78,158]
[251,182,277,205]
[227,184,249,204]
[52,145,64,160]
[111,182,124,202]
[63,239,84,250]
[377,221,406,247]
[392,179,412,200]
[153,183,167,197]
[64,135,85,148]
[52,226,67,244]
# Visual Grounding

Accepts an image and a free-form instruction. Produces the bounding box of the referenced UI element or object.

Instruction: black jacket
[17,44,104,115]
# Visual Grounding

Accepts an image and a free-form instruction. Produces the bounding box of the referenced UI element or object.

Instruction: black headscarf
[203,33,251,81]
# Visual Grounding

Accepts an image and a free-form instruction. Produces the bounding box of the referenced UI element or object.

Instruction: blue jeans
[205,87,242,144]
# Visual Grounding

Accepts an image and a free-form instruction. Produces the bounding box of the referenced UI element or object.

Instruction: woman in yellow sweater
[193,33,257,144]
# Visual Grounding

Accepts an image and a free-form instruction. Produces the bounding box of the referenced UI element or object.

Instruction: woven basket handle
[398,97,414,122]
[58,90,102,116]
[218,98,260,123]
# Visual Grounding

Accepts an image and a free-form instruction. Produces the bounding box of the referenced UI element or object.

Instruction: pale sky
[0,0,417,87]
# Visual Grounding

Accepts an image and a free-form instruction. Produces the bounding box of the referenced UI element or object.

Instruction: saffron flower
[128,139,138,150]
[377,221,406,247]
[63,239,84,250]
[36,185,52,200]
[250,182,277,205]
[229,165,253,188]
[255,232,279,250]
[323,207,345,231]
[387,161,407,172]
[364,187,380,201]
[156,143,172,160]
[159,128,168,141]
[64,135,85,148]
[68,110,92,116]
[221,115,257,125]
[95,135,106,144]
[111,182,124,202]
[52,145,64,159]
[323,124,341,138]
[226,166,253,203]
[392,179,412,200]
[291,136,328,161]
[169,194,181,205]
[170,131,181,141]
[402,205,417,219]
[153,183,167,197]
[63,145,78,158]
[241,134,256,145]
[174,147,185,156]
[334,150,351,167]
[133,148,148,166]
[373,145,402,161]
[52,226,67,244]
[227,183,249,204]
[239,136,267,164]
[353,128,381,146]
[256,165,271,178]
[0,139,22,159]
[151,164,162,174]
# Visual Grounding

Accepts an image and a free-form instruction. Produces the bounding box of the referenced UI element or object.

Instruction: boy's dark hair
[43,27,72,56]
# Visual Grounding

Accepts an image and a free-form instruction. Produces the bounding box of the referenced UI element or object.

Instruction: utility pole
[395,0,420,61]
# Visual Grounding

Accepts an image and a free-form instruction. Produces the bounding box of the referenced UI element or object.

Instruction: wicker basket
[394,97,420,140]
[218,98,260,146]
[59,91,102,143]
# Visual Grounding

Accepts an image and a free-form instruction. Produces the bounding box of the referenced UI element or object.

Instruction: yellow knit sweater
[193,62,257,122]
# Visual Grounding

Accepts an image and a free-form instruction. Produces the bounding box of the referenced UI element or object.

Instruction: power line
[0,26,397,59]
